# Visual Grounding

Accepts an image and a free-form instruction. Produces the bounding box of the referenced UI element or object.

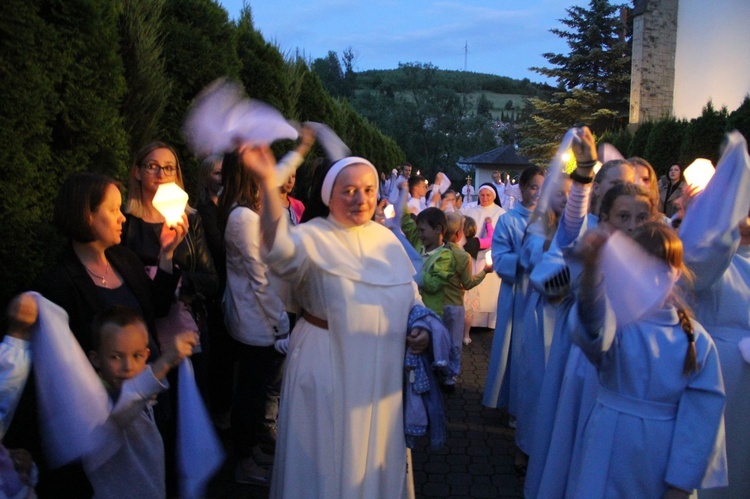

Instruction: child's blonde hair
[445,212,464,241]
[463,216,478,239]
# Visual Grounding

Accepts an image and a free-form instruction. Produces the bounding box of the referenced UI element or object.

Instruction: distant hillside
[354,67,550,120]
[311,59,554,178]
[356,68,546,95]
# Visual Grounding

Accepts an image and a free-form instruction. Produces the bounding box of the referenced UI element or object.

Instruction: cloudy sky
[219,0,582,83]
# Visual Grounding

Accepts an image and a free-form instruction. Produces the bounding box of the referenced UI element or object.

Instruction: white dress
[265,215,421,499]
[570,300,726,497]
[463,202,505,328]
[679,132,750,497]
[482,204,531,411]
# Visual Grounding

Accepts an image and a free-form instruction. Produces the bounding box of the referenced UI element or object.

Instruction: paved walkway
[207,327,523,498]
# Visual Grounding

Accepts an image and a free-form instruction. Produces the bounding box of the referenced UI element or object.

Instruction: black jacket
[31,243,180,353]
[123,211,218,303]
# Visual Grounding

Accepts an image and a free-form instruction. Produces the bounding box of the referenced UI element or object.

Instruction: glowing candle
[152,182,189,227]
[384,205,395,219]
[485,251,493,266]
[683,158,715,192]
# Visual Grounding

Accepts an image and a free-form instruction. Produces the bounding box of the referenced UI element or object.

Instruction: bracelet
[570,170,595,184]
[576,159,598,169]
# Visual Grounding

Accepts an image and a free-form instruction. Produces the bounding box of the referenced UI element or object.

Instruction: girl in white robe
[569,222,726,498]
[483,168,545,417]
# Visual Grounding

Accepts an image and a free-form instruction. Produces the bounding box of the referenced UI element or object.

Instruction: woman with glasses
[124,141,218,381]
[123,141,218,493]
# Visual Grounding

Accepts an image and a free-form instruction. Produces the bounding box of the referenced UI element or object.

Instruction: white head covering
[321,156,379,206]
[477,184,496,199]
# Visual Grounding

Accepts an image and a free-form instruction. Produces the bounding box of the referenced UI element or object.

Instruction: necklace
[83,261,110,286]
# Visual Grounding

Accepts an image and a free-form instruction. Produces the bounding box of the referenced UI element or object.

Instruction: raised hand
[572,126,598,165]
[6,292,38,341]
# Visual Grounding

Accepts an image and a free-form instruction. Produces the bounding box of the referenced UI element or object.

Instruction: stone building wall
[629,0,679,125]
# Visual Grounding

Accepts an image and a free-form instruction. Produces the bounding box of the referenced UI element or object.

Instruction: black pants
[231,343,285,458]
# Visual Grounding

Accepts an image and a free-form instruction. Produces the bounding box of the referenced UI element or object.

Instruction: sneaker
[235,459,270,486]
[462,337,472,346]
[508,415,517,429]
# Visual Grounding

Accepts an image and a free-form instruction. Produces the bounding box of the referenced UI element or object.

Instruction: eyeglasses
[141,163,178,176]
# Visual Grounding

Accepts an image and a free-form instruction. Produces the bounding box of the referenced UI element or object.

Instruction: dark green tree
[532,0,631,124]
[519,88,618,163]
[341,47,357,99]
[476,94,493,118]
[728,95,750,142]
[629,121,652,158]
[235,5,291,114]
[520,0,632,163]
[160,0,240,189]
[642,117,687,175]
[45,0,130,179]
[0,0,63,303]
[312,51,345,98]
[119,0,173,157]
[679,101,729,166]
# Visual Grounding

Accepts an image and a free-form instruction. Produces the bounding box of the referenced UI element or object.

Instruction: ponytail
[677,308,698,375]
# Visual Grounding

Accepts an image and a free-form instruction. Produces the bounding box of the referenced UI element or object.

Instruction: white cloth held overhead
[599,231,678,327]
[183,78,297,157]
[536,129,575,216]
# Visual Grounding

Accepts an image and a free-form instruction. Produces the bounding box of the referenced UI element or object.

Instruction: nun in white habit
[241,147,430,499]
[462,183,506,328]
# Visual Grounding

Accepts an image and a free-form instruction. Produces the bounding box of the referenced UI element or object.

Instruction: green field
[466,92,528,121]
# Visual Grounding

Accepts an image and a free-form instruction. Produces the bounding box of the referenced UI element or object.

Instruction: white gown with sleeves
[265,215,421,499]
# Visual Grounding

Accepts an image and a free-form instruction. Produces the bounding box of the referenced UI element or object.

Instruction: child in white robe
[569,222,726,498]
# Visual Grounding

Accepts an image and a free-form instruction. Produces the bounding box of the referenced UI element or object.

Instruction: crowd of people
[1,114,748,499]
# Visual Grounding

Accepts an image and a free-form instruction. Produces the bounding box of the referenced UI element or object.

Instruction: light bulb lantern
[384,205,396,219]
[683,158,715,192]
[152,182,189,228]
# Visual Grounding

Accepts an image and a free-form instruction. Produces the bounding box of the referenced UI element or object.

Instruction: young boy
[442,212,492,389]
[416,208,455,317]
[86,306,197,499]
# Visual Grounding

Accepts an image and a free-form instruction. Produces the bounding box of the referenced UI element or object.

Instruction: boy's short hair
[408,175,427,193]
[416,207,448,236]
[444,212,463,240]
[91,306,147,352]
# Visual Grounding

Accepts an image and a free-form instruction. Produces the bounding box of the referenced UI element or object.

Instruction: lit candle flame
[485,251,493,266]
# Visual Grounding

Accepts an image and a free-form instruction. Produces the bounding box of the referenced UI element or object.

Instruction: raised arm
[239,145,282,253]
[679,131,750,290]
[557,127,597,248]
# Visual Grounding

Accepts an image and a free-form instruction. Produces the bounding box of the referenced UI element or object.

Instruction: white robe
[570,301,727,497]
[482,204,531,411]
[463,202,505,328]
[679,132,750,497]
[265,215,421,499]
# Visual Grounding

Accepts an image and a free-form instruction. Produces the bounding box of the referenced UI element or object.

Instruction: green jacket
[419,244,455,316]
